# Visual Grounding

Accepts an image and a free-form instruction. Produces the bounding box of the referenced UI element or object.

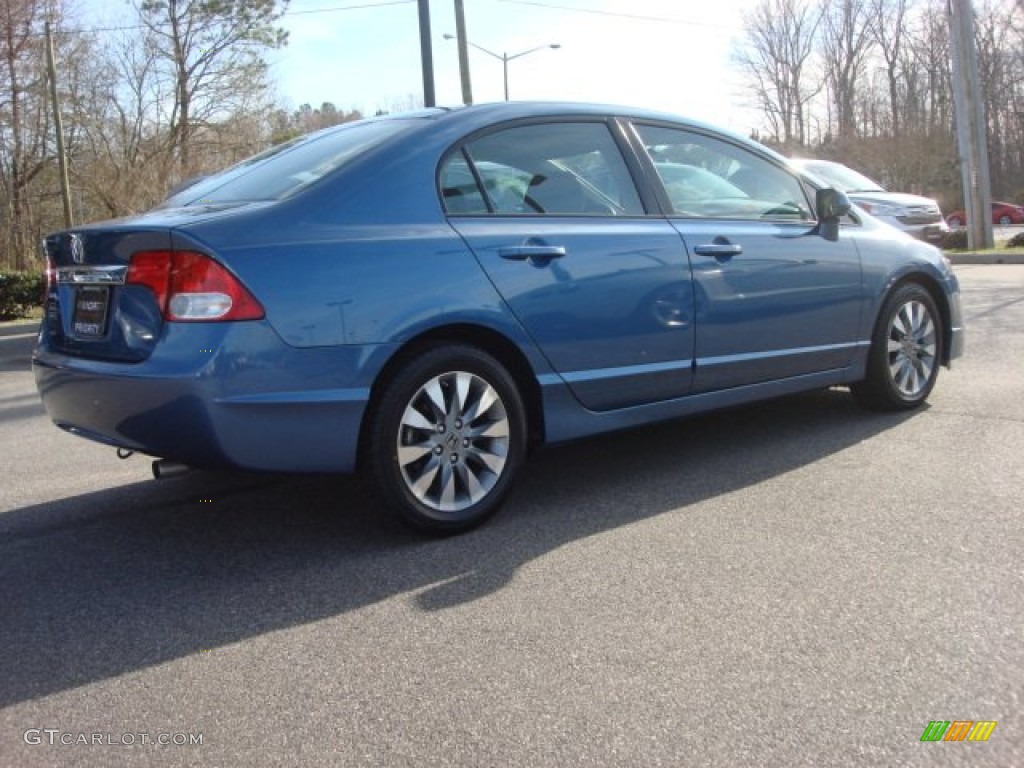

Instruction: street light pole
[453,0,472,105]
[948,0,992,249]
[417,0,435,107]
[503,54,509,102]
[444,35,560,101]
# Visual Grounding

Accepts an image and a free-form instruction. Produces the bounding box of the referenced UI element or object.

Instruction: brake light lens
[44,258,57,300]
[126,250,264,322]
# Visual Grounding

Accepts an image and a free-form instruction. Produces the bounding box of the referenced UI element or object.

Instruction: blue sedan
[34,102,964,531]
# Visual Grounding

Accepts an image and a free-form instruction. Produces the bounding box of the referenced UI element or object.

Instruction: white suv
[791,158,948,244]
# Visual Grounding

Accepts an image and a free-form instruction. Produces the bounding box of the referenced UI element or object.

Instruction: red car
[946,201,1024,227]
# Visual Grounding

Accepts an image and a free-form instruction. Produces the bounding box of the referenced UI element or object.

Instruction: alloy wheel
[396,370,511,514]
[886,300,937,399]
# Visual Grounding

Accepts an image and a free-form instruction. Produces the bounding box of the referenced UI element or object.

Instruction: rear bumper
[33,321,393,473]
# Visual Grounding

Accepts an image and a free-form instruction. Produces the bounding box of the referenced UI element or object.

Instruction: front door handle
[498,245,567,261]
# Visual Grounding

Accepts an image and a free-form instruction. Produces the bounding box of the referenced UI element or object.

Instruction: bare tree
[135,0,289,178]
[733,0,822,148]
[867,0,912,136]
[819,0,876,140]
[69,27,176,218]
[0,0,50,268]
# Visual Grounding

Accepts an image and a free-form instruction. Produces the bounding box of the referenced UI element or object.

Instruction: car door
[442,120,695,411]
[631,123,865,393]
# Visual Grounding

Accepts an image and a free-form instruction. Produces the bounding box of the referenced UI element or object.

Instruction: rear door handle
[498,245,567,261]
[692,243,743,258]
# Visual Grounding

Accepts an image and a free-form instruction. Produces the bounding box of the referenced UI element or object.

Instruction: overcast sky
[266,0,759,132]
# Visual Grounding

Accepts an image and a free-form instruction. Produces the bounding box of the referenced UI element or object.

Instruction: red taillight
[126,250,173,311]
[126,250,264,322]
[44,258,57,300]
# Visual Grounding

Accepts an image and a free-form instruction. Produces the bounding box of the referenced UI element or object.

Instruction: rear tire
[852,283,943,411]
[366,345,526,533]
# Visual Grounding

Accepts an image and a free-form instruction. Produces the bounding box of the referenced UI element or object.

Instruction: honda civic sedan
[34,102,965,532]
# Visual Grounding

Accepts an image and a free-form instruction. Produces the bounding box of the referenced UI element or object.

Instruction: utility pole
[948,0,992,250]
[418,0,436,107]
[454,0,472,104]
[45,21,73,228]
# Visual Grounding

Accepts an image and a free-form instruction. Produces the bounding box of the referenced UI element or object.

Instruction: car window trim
[437,115,656,219]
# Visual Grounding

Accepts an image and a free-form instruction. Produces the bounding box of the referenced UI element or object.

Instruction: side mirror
[816,188,852,242]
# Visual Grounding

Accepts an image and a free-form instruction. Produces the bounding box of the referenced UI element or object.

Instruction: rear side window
[440,122,644,216]
[635,124,812,221]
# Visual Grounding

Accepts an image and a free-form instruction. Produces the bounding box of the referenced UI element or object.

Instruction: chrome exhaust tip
[152,459,191,479]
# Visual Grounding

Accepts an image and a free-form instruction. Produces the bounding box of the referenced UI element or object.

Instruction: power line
[38,0,416,38]
[495,0,735,29]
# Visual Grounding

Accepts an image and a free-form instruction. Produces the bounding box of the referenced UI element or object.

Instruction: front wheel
[366,345,527,533]
[852,284,943,411]
[998,215,1012,226]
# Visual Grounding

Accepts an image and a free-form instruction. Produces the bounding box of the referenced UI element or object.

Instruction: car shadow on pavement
[0,388,919,707]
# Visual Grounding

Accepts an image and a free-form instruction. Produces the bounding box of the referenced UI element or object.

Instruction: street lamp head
[550,44,561,49]
[443,33,456,40]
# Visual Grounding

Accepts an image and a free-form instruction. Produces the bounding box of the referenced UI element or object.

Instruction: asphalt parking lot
[1,265,1021,767]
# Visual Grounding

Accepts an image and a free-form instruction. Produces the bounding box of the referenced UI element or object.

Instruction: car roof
[391,101,789,166]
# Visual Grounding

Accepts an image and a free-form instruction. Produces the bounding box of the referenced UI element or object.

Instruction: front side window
[634,124,812,221]
[440,122,644,216]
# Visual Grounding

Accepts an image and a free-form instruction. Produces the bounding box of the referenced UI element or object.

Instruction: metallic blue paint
[33,102,964,477]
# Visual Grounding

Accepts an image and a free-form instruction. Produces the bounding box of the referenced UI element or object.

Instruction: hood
[847,191,940,208]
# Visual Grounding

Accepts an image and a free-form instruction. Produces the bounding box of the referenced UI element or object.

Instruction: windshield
[159,119,415,207]
[797,160,885,194]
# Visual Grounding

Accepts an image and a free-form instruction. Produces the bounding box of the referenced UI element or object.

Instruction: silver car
[790,158,948,244]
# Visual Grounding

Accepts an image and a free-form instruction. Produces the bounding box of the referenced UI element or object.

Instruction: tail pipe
[152,459,192,479]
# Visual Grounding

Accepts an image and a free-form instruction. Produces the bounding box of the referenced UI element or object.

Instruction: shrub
[0,271,46,321]
[940,229,968,251]
[1007,231,1024,248]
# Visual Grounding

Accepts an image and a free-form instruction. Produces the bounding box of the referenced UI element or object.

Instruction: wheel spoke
[424,378,447,421]
[467,419,509,440]
[454,372,471,418]
[398,440,434,466]
[408,455,442,500]
[916,356,934,380]
[905,363,920,395]
[464,384,499,423]
[907,302,923,334]
[438,461,457,510]
[455,461,485,502]
[401,406,435,432]
[475,448,507,475]
[892,309,910,338]
[890,358,909,391]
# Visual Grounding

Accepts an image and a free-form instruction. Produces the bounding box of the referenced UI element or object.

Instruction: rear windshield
[159,119,414,207]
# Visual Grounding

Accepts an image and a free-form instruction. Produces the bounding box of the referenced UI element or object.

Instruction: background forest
[1,0,1022,271]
